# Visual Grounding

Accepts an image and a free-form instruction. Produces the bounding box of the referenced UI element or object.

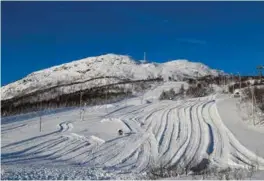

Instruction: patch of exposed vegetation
[186,83,214,98]
[159,85,185,100]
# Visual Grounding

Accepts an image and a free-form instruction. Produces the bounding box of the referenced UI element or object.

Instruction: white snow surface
[2,89,264,179]
[216,94,264,158]
[143,81,189,102]
[1,53,221,100]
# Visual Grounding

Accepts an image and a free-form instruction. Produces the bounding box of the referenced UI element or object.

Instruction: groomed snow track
[2,95,264,174]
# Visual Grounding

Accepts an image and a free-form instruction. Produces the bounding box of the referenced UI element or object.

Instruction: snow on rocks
[1,54,221,100]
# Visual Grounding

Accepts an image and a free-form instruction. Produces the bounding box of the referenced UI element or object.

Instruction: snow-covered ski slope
[1,54,222,100]
[2,91,264,177]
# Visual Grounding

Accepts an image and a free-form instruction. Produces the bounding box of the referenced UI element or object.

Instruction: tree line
[1,77,163,116]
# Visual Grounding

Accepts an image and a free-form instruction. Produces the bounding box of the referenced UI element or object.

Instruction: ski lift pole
[105,76,108,113]
[39,102,42,132]
[224,75,226,91]
[80,91,83,121]
[231,73,234,93]
[251,84,255,125]
[39,115,42,132]
[125,84,129,107]
[238,72,242,101]
[105,87,108,113]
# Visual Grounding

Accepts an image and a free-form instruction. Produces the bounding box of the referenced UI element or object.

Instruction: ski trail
[168,101,194,167]
[179,100,204,168]
[206,101,229,166]
[58,122,73,132]
[3,94,264,173]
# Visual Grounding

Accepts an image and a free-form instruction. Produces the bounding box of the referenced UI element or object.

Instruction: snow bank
[89,135,105,144]
[100,118,122,123]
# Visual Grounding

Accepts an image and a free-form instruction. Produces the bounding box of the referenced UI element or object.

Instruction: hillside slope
[1,54,222,101]
[2,92,264,179]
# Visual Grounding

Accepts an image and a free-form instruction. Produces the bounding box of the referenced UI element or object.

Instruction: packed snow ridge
[1,53,222,100]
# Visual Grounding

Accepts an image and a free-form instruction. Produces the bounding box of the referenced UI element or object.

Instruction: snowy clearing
[1,92,264,179]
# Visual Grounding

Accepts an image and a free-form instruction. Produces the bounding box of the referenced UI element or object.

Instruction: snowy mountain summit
[1,54,222,100]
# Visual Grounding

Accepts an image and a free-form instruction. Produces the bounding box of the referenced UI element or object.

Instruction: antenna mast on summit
[257,65,263,82]
[144,52,146,62]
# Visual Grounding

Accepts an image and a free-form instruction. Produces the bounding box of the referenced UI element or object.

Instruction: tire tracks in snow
[4,95,264,172]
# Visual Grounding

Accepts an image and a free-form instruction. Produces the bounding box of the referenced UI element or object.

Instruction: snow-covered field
[2,87,264,179]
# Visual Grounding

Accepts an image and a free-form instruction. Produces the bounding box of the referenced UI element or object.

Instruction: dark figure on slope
[118,129,123,136]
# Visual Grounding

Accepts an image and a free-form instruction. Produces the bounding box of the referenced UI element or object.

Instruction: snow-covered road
[216,94,264,159]
[2,94,264,177]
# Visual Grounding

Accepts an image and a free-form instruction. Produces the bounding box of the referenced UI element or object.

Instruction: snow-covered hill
[2,93,264,179]
[1,54,222,100]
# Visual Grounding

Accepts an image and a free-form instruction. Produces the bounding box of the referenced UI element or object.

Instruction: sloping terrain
[1,54,221,101]
[1,55,263,179]
[2,90,264,179]
[216,94,264,158]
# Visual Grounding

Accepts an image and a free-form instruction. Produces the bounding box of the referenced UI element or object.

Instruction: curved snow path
[216,95,264,158]
[58,122,73,132]
[2,95,264,172]
[80,96,264,172]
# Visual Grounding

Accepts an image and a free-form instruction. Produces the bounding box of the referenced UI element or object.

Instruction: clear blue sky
[2,1,264,85]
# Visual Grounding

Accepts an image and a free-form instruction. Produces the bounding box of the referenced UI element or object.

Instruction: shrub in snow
[186,83,214,98]
[243,86,264,112]
[159,84,185,101]
[242,86,264,113]
[159,88,176,100]
[1,166,121,180]
[190,158,210,173]
[146,161,180,179]
[228,82,249,93]
[133,81,152,92]
[179,84,185,95]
